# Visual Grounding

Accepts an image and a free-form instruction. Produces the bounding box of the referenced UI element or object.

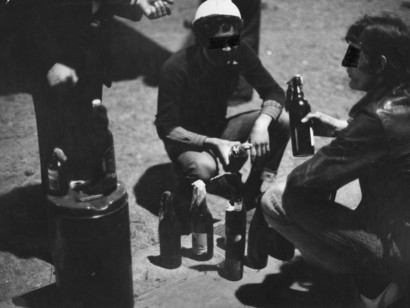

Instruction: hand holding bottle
[302,112,348,137]
[47,63,78,88]
[204,137,241,168]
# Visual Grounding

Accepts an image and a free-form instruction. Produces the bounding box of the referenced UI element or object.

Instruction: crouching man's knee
[260,185,288,229]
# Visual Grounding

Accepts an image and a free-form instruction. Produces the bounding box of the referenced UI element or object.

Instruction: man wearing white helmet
[155,0,289,227]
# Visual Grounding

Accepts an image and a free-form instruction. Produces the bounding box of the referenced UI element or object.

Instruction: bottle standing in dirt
[89,99,118,196]
[264,191,295,261]
[224,196,246,280]
[47,148,69,196]
[159,191,182,269]
[226,142,252,173]
[246,199,269,269]
[268,228,295,261]
[190,180,214,261]
[286,75,314,157]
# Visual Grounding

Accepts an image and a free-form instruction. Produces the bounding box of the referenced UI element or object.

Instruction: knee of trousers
[260,187,289,229]
[179,157,218,183]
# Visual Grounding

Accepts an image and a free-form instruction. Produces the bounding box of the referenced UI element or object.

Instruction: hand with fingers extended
[47,63,78,89]
[135,0,174,19]
[204,137,241,169]
[249,114,271,168]
[302,111,348,137]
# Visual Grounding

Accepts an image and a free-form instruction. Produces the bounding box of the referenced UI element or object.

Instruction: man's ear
[371,55,387,74]
[379,55,387,73]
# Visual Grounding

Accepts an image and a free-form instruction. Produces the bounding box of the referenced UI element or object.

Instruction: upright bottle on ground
[190,180,214,261]
[286,75,314,157]
[246,199,269,269]
[159,191,182,269]
[224,195,246,280]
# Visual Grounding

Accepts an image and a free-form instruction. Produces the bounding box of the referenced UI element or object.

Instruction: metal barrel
[47,181,133,308]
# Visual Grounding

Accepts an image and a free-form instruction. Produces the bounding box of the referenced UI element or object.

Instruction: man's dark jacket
[285,83,410,275]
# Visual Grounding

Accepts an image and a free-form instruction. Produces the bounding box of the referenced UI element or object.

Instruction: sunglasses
[208,35,240,49]
[342,44,361,68]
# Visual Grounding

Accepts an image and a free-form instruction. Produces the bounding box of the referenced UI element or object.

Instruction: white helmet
[192,0,243,45]
[193,0,241,25]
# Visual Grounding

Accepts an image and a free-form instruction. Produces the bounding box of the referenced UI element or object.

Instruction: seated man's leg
[261,187,392,297]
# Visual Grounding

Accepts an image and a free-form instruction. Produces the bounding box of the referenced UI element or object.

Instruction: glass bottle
[226,142,252,173]
[47,147,69,196]
[159,191,182,269]
[84,99,117,196]
[286,75,314,157]
[190,180,214,261]
[246,200,269,269]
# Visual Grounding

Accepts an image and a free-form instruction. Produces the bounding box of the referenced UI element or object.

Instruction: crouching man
[155,0,289,228]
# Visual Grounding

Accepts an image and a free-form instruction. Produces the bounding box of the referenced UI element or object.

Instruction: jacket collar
[348,81,400,118]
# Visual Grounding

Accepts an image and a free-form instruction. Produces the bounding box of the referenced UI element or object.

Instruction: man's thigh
[174,150,218,183]
[221,110,260,141]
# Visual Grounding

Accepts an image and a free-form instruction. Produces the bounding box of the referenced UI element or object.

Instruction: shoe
[358,283,402,308]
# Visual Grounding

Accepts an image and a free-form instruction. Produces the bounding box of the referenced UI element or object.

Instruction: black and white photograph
[1,0,410,307]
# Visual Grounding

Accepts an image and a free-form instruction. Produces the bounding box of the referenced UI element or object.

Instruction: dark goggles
[208,35,240,49]
[342,44,361,68]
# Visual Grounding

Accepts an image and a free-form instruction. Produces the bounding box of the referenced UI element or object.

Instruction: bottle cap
[92,99,102,107]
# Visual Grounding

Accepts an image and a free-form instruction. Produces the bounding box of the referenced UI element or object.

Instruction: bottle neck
[295,85,304,99]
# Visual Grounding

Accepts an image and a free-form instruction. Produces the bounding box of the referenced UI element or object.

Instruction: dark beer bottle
[224,196,246,280]
[264,191,295,261]
[286,75,315,157]
[226,142,252,173]
[190,180,214,261]
[159,191,182,269]
[268,228,295,261]
[47,148,69,196]
[85,99,117,196]
[246,200,269,269]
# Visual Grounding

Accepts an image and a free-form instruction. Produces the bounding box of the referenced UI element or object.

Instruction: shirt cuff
[261,100,283,121]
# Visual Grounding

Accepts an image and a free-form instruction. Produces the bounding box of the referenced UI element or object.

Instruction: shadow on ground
[0,184,52,264]
[11,283,59,308]
[236,256,358,308]
[0,18,172,96]
[133,163,177,216]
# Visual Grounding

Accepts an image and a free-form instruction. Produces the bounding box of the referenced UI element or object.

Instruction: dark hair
[358,14,410,83]
[345,14,405,44]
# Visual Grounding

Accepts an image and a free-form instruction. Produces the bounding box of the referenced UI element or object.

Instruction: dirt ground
[1,0,410,305]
